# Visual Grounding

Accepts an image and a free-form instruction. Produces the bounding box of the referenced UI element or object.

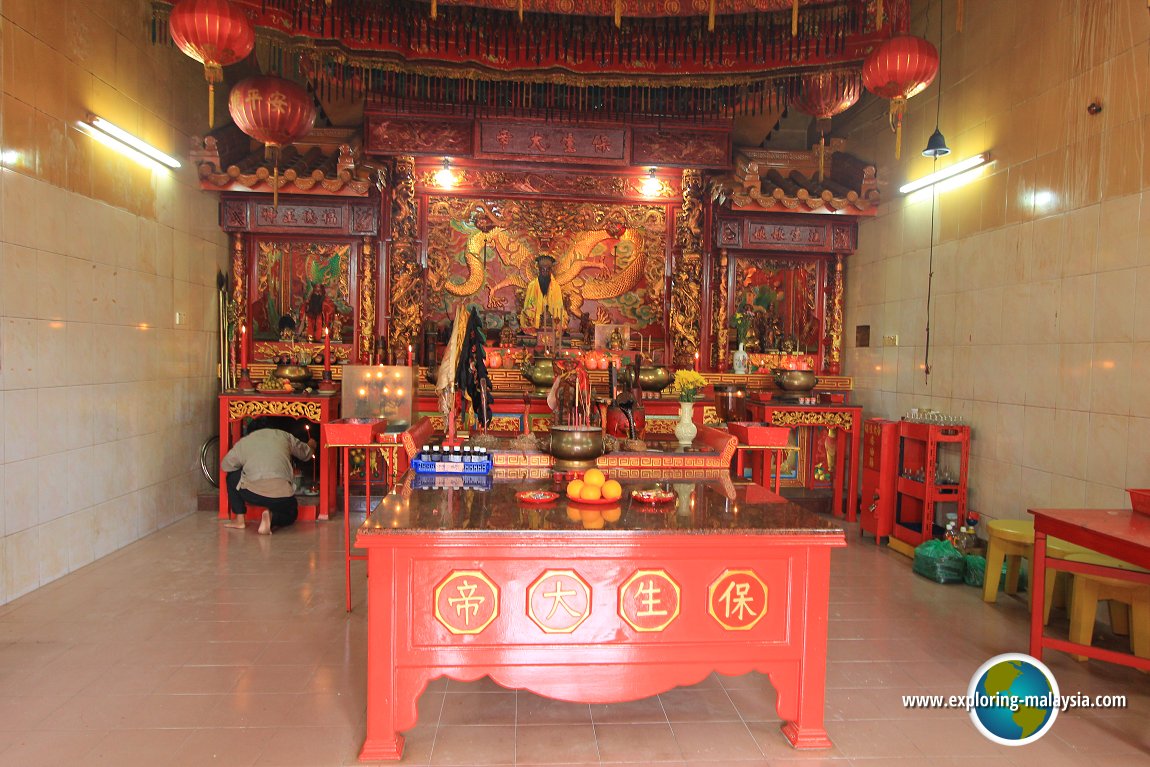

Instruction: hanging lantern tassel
[518,0,523,22]
[615,0,622,29]
[431,0,437,19]
[270,144,281,209]
[709,0,716,32]
[817,135,826,181]
[957,0,964,31]
[204,63,223,128]
[876,0,883,29]
[889,97,906,160]
[792,0,798,36]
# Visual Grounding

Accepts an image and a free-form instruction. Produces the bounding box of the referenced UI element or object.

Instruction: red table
[747,401,863,521]
[356,470,845,761]
[217,391,340,521]
[1029,507,1150,670]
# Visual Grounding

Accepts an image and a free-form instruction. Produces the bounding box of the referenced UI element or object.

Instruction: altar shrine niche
[423,198,667,344]
[250,240,353,347]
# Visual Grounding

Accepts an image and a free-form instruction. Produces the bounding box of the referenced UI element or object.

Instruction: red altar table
[217,391,340,521]
[1029,507,1150,671]
[747,400,863,521]
[356,469,845,761]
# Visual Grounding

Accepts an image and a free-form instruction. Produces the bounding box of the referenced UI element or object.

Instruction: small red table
[1029,507,1150,671]
[356,470,845,761]
[217,391,340,521]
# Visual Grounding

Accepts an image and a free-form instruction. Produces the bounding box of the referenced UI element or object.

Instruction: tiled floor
[0,511,1147,766]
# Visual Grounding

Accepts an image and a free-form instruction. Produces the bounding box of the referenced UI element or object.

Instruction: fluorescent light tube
[899,152,990,194]
[83,114,181,169]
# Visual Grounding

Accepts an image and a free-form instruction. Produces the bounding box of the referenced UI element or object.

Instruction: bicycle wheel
[199,434,220,487]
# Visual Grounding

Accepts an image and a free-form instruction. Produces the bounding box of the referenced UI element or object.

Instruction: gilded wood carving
[227,400,323,421]
[670,169,703,367]
[359,237,377,363]
[388,156,422,360]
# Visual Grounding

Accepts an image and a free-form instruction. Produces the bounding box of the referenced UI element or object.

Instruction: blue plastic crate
[412,455,493,475]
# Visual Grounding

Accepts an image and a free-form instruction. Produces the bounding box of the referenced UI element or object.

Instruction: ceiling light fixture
[922,1,950,158]
[435,157,458,188]
[899,152,991,194]
[80,114,181,169]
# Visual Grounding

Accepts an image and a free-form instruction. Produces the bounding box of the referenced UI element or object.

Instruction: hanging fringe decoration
[792,0,798,36]
[431,0,437,20]
[957,0,964,31]
[615,0,622,29]
[519,0,523,22]
[888,96,906,160]
[876,0,883,29]
[709,0,716,32]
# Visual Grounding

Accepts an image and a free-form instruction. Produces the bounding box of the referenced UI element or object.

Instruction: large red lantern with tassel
[228,75,316,206]
[862,35,938,159]
[790,69,861,180]
[168,0,254,128]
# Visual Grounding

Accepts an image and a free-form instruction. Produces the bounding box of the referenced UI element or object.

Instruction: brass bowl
[637,366,672,392]
[274,364,312,386]
[771,368,818,392]
[547,425,604,471]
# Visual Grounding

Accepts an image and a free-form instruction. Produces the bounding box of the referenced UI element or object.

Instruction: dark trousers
[225,471,298,530]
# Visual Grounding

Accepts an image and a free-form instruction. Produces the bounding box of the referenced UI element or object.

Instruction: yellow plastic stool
[981,519,1085,623]
[1065,552,1150,663]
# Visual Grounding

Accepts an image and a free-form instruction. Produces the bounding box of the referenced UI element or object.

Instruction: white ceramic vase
[732,343,749,375]
[674,401,698,446]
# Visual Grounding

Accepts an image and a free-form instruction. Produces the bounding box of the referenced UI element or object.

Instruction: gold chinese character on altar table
[527,570,591,634]
[434,570,500,635]
[618,569,681,633]
[707,569,768,631]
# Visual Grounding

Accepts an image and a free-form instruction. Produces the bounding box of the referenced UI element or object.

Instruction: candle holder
[318,368,337,393]
[238,368,255,392]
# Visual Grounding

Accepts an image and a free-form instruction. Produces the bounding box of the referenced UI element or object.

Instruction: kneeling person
[222,421,315,534]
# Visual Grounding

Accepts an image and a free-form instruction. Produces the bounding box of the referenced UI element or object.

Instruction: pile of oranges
[566,468,622,502]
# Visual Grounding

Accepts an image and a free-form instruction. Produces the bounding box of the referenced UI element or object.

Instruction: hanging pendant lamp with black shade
[922,0,950,158]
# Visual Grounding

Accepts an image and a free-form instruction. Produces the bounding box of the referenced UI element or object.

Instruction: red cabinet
[860,418,899,544]
[892,421,970,547]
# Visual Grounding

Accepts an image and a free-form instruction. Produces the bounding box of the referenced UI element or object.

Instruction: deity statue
[499,313,519,347]
[519,254,566,330]
[303,283,335,340]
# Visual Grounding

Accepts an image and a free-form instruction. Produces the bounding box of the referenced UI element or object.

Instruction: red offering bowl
[516,490,559,505]
[631,489,675,504]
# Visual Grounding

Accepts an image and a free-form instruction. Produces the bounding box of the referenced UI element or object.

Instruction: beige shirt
[220,429,314,498]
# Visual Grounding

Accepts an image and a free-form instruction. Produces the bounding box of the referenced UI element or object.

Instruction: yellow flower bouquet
[672,369,708,402]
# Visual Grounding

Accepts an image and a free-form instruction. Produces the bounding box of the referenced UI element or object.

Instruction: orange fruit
[566,479,585,499]
[566,506,582,522]
[602,505,621,523]
[583,468,606,487]
[601,479,622,501]
[579,484,602,501]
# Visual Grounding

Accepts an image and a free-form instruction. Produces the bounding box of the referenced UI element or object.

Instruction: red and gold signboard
[433,570,500,635]
[707,569,768,631]
[527,569,592,634]
[618,569,681,633]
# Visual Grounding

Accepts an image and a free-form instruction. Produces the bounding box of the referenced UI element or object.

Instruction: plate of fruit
[566,468,623,505]
[516,490,560,505]
[631,488,675,504]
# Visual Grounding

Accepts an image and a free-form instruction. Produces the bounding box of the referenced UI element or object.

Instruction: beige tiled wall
[846,1,1150,524]
[0,0,225,603]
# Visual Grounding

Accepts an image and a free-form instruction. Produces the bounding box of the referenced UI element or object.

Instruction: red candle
[693,351,699,371]
[323,326,331,372]
[240,323,248,370]
[407,344,414,367]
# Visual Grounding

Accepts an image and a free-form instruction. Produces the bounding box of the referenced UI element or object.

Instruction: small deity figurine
[278,315,297,341]
[577,311,593,341]
[607,327,625,351]
[331,315,344,344]
[499,313,518,347]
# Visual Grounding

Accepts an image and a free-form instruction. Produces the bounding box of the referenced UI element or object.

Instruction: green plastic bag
[963,555,986,587]
[912,539,965,584]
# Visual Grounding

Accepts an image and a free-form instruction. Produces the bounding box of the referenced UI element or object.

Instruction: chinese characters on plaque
[432,566,769,636]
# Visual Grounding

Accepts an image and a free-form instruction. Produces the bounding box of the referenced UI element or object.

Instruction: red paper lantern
[229,75,316,205]
[789,69,861,179]
[862,35,939,159]
[168,0,254,128]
